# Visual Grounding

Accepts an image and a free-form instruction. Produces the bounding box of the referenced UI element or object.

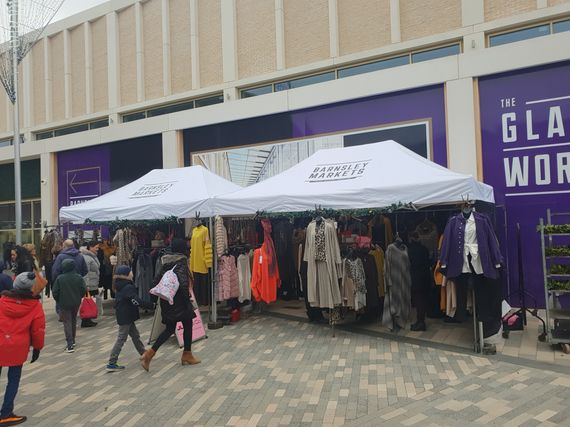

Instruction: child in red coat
[0,272,45,426]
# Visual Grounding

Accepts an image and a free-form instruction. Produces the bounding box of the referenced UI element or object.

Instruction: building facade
[0,0,569,302]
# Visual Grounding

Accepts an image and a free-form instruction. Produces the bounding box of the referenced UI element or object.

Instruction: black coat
[408,241,432,292]
[154,253,196,324]
[114,276,152,325]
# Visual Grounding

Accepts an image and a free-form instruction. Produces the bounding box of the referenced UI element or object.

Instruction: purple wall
[479,61,570,306]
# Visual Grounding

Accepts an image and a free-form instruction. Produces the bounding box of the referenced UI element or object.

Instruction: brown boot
[181,351,201,365]
[140,348,156,371]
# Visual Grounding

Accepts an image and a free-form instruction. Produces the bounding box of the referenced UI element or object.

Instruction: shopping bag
[79,291,98,319]
[149,266,180,305]
[31,270,48,297]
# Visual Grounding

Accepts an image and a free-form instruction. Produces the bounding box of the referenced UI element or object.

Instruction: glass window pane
[35,131,53,141]
[22,202,31,228]
[122,111,146,123]
[275,72,336,92]
[240,85,273,98]
[21,230,33,245]
[412,44,460,63]
[89,119,109,129]
[195,95,224,108]
[553,19,570,34]
[0,139,11,148]
[489,24,550,47]
[54,123,89,137]
[148,101,194,117]
[0,204,15,230]
[33,201,41,228]
[338,55,410,78]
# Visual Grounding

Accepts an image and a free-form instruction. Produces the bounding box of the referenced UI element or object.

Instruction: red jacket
[0,290,45,367]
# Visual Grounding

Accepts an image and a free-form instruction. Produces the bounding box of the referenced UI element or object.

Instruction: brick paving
[6,298,570,426]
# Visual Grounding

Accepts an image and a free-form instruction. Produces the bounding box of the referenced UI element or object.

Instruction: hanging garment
[342,258,367,311]
[217,255,239,301]
[190,225,212,274]
[360,253,380,321]
[215,216,229,258]
[113,228,137,266]
[385,242,412,329]
[415,220,439,261]
[272,219,296,298]
[193,272,210,306]
[237,253,252,302]
[304,219,342,309]
[439,212,503,280]
[250,219,280,304]
[369,247,385,297]
[368,215,393,250]
[135,253,154,305]
[444,277,457,317]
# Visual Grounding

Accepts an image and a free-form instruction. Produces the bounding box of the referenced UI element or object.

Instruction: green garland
[548,280,570,291]
[538,224,570,234]
[545,246,570,257]
[254,203,416,221]
[84,216,182,228]
[550,264,570,275]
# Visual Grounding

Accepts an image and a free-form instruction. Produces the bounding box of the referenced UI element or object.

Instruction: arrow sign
[66,167,101,205]
[69,173,99,194]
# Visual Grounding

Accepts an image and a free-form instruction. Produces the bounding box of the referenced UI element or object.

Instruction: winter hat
[116,265,131,276]
[14,271,36,290]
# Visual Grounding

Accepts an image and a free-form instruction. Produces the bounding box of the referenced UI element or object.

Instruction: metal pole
[10,0,22,244]
[208,216,222,329]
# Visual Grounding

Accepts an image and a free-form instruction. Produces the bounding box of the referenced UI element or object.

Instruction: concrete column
[190,0,200,89]
[275,0,285,70]
[63,29,72,119]
[223,87,239,102]
[221,0,237,82]
[40,152,56,228]
[22,54,32,128]
[390,0,401,43]
[84,21,94,115]
[162,0,172,96]
[328,0,339,58]
[445,78,479,178]
[461,0,484,26]
[162,130,183,168]
[43,37,52,123]
[106,12,121,109]
[135,1,145,102]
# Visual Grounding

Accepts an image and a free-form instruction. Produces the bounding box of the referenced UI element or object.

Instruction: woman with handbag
[80,241,101,328]
[141,238,201,372]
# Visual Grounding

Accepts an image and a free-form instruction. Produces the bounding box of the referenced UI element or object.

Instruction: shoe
[81,320,97,328]
[0,414,27,425]
[181,351,201,365]
[410,322,426,332]
[106,363,126,372]
[140,348,156,372]
[65,346,75,353]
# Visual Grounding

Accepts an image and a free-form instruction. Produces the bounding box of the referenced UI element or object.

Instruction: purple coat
[439,212,503,280]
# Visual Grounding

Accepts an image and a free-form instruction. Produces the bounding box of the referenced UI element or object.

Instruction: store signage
[307,160,371,183]
[129,182,175,199]
[66,167,102,206]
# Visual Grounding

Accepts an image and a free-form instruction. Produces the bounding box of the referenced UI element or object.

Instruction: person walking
[0,261,12,292]
[106,266,154,372]
[51,240,88,281]
[80,241,101,328]
[140,238,200,372]
[11,246,34,276]
[52,259,86,353]
[0,272,45,426]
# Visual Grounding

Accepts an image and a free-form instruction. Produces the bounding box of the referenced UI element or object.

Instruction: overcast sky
[53,0,109,22]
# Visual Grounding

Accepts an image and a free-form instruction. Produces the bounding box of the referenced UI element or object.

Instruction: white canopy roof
[59,166,241,223]
[213,140,494,216]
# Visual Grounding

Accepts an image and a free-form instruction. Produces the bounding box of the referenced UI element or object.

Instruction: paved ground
[6,298,570,426]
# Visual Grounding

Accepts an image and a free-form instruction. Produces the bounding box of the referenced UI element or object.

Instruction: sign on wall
[479,61,570,305]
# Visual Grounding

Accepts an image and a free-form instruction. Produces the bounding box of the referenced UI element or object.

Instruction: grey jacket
[81,248,100,292]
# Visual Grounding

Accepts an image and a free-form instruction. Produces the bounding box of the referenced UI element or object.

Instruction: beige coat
[215,216,228,257]
[304,219,342,308]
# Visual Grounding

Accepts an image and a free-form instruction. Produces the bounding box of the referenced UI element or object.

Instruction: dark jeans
[152,318,193,352]
[0,365,22,418]
[108,323,146,365]
[60,307,79,347]
[193,273,209,306]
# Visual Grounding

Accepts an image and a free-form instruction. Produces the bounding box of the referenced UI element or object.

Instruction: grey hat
[14,271,36,291]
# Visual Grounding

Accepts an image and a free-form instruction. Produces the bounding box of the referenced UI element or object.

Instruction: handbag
[79,291,98,319]
[150,266,180,305]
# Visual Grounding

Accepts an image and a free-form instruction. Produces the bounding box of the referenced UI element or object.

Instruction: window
[553,19,570,34]
[195,95,224,108]
[0,138,12,147]
[147,101,194,118]
[412,44,460,63]
[34,119,108,140]
[275,72,335,92]
[122,111,147,123]
[489,24,550,47]
[338,55,410,78]
[241,85,272,98]
[35,131,54,140]
[54,123,89,137]
[89,119,109,130]
[0,199,42,246]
